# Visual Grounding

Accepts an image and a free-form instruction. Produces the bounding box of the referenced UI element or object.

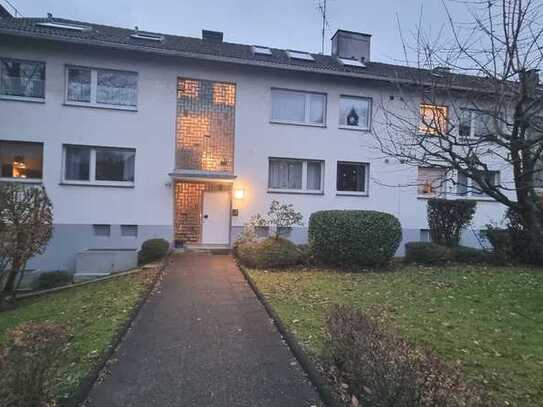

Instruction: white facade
[0,34,512,273]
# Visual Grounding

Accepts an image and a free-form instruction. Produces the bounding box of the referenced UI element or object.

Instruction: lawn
[0,269,157,403]
[247,265,543,406]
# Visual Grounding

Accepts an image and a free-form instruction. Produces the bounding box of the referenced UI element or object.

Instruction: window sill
[0,95,45,103]
[0,177,42,184]
[269,120,326,128]
[336,191,368,197]
[63,101,138,112]
[60,181,135,188]
[267,189,324,195]
[339,125,370,132]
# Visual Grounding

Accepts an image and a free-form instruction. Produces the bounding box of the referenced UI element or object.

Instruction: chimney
[202,30,223,42]
[331,30,371,62]
[0,4,12,18]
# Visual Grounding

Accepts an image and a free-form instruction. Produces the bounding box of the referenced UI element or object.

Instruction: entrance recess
[201,191,231,245]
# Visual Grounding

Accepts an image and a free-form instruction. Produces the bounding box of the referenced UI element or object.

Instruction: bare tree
[0,184,53,305]
[375,0,543,263]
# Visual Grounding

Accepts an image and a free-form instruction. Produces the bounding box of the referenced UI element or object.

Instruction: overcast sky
[4,0,470,64]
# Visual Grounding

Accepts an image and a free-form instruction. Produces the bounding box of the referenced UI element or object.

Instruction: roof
[0,15,492,92]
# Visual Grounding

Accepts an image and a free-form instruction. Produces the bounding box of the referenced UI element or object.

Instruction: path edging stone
[238,263,344,407]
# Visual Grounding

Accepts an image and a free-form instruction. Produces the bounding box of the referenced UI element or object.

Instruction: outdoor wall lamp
[233,188,246,200]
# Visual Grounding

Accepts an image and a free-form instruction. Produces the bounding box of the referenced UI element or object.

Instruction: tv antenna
[2,0,22,17]
[317,0,329,54]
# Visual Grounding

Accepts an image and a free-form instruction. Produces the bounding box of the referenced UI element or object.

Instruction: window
[286,50,315,61]
[271,89,326,125]
[457,170,499,197]
[459,110,494,139]
[66,66,137,108]
[419,104,448,135]
[252,46,272,56]
[268,158,324,193]
[0,58,45,99]
[0,140,43,180]
[338,57,366,68]
[337,161,369,194]
[93,224,111,237]
[130,32,164,42]
[121,225,138,237]
[339,96,371,130]
[36,22,90,31]
[417,167,447,197]
[63,145,135,186]
[420,229,431,242]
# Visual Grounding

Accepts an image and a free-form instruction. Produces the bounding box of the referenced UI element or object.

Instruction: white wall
[0,36,512,249]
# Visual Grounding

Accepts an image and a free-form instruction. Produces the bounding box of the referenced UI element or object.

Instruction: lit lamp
[233,188,245,200]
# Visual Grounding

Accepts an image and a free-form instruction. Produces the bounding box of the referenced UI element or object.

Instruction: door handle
[203,214,209,219]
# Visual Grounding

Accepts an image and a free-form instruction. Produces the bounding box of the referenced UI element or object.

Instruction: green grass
[0,270,156,402]
[248,265,543,406]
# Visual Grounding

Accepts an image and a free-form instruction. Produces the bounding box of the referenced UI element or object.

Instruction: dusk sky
[5,0,471,64]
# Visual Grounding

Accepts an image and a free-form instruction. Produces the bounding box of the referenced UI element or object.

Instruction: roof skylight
[338,57,366,68]
[252,45,272,56]
[130,32,165,42]
[36,22,90,32]
[286,50,315,61]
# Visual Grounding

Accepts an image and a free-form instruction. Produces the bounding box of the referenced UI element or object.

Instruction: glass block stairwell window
[176,78,236,173]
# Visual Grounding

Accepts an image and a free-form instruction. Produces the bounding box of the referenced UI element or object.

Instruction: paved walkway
[85,252,321,407]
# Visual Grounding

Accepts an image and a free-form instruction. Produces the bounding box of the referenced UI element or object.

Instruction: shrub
[36,271,73,290]
[0,322,68,407]
[427,199,476,247]
[451,245,490,264]
[235,237,302,269]
[308,210,402,268]
[326,306,488,407]
[404,242,450,265]
[484,227,512,264]
[138,238,170,265]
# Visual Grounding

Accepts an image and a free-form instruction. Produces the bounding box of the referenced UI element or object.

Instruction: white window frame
[267,158,324,194]
[0,57,46,102]
[64,65,138,111]
[0,140,44,183]
[456,170,500,200]
[270,88,327,127]
[417,166,449,198]
[459,109,495,140]
[61,144,135,187]
[339,95,372,131]
[336,161,370,196]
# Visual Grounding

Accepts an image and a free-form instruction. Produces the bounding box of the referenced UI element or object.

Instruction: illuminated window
[212,83,235,106]
[66,66,137,108]
[178,79,200,98]
[417,167,447,197]
[419,104,448,135]
[0,140,43,180]
[0,58,45,99]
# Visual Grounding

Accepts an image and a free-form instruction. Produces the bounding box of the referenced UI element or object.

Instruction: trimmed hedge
[427,199,476,247]
[308,210,402,267]
[405,242,490,265]
[137,238,169,265]
[404,242,450,265]
[235,237,302,269]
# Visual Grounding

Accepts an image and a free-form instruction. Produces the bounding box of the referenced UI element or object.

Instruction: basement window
[93,224,111,237]
[286,50,315,61]
[252,45,272,56]
[36,22,91,31]
[121,225,138,237]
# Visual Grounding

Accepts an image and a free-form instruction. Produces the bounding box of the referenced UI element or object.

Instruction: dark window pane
[93,224,111,237]
[0,59,45,98]
[96,69,137,106]
[95,148,135,182]
[0,141,43,179]
[65,146,90,180]
[337,162,366,192]
[67,67,91,102]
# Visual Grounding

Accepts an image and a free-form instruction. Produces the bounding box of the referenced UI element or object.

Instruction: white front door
[202,191,231,245]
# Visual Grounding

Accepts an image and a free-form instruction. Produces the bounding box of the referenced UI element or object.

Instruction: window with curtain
[271,89,326,125]
[0,140,43,180]
[63,145,135,185]
[0,58,45,99]
[66,66,137,108]
[268,158,323,192]
[337,161,368,193]
[457,170,499,197]
[459,109,495,139]
[339,96,371,130]
[417,167,447,197]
